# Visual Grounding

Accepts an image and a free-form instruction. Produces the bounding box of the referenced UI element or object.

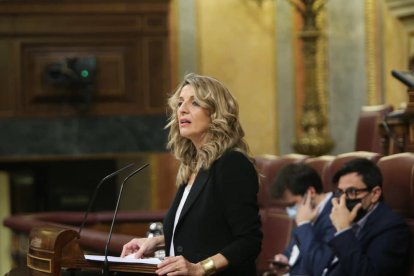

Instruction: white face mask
[285,204,298,220]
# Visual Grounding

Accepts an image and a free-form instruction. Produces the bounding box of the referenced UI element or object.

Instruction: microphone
[103,163,150,276]
[79,163,136,236]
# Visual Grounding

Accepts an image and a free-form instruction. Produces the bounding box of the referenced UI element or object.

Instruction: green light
[80,70,89,78]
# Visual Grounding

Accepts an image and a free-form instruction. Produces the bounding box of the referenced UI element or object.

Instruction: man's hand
[296,190,319,225]
[269,254,290,276]
[330,194,361,232]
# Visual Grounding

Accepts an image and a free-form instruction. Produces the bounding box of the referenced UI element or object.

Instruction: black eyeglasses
[334,187,370,199]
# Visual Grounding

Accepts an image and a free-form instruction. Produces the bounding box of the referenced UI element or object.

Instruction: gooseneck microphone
[103,163,150,276]
[78,163,136,236]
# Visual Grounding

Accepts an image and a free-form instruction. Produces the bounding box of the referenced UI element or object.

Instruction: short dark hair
[332,158,383,191]
[271,163,323,199]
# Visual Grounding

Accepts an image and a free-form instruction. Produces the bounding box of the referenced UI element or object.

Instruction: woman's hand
[155,256,204,276]
[120,235,164,259]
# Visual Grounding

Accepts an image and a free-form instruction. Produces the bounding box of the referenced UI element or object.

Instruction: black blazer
[163,150,262,275]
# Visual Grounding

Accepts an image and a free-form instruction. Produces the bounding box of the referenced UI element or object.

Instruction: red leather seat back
[305,155,335,192]
[255,155,279,209]
[378,152,414,219]
[255,154,308,208]
[256,207,293,274]
[326,151,382,190]
[378,153,414,276]
[407,220,414,276]
[255,154,307,275]
[355,104,393,154]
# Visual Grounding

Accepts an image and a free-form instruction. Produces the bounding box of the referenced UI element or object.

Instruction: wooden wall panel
[0,41,15,116]
[21,41,143,114]
[0,0,171,118]
[144,37,170,109]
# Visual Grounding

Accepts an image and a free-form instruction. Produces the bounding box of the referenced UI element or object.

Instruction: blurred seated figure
[321,158,410,276]
[267,163,335,276]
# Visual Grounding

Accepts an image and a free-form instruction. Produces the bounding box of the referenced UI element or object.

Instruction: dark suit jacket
[284,195,336,276]
[163,150,262,275]
[324,201,410,276]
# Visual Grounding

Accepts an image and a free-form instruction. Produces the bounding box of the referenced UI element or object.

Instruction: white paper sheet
[288,245,300,266]
[85,254,161,265]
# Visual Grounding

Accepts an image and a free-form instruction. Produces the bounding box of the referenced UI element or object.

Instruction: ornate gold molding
[385,0,414,19]
[316,0,327,117]
[290,0,334,155]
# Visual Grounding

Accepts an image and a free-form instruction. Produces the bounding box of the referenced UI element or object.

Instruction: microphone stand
[103,163,150,276]
[79,163,136,236]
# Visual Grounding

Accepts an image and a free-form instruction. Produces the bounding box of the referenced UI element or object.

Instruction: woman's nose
[178,102,188,113]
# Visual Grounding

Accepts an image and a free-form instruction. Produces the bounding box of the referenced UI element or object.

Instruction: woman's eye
[192,101,200,106]
[177,101,183,107]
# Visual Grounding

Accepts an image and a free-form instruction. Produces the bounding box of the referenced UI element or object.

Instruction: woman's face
[177,85,210,148]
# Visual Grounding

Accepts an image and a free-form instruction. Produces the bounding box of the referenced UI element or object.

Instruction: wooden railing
[3,210,166,258]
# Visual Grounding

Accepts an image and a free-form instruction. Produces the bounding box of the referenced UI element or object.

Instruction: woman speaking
[121,73,262,275]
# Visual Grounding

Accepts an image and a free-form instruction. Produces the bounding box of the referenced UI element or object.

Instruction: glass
[334,187,370,199]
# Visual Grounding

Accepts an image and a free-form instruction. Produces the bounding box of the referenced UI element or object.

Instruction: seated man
[320,158,410,276]
[269,163,336,276]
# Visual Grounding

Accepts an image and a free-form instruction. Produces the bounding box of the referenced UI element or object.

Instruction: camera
[43,57,97,112]
[43,57,96,88]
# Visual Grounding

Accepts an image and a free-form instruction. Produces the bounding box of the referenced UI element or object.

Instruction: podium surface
[26,225,157,276]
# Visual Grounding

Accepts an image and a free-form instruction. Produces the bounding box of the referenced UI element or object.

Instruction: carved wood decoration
[0,0,171,118]
[379,87,414,155]
[27,225,157,276]
[381,0,414,155]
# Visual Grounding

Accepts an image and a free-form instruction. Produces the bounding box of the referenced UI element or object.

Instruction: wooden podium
[25,225,156,276]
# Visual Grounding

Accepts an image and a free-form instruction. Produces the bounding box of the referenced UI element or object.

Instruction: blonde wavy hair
[165,73,253,185]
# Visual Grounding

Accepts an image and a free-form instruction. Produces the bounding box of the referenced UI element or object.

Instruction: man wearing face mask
[320,158,410,276]
[268,163,336,276]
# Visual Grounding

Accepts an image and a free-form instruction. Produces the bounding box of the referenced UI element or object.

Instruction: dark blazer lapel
[178,168,210,222]
[357,201,384,241]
